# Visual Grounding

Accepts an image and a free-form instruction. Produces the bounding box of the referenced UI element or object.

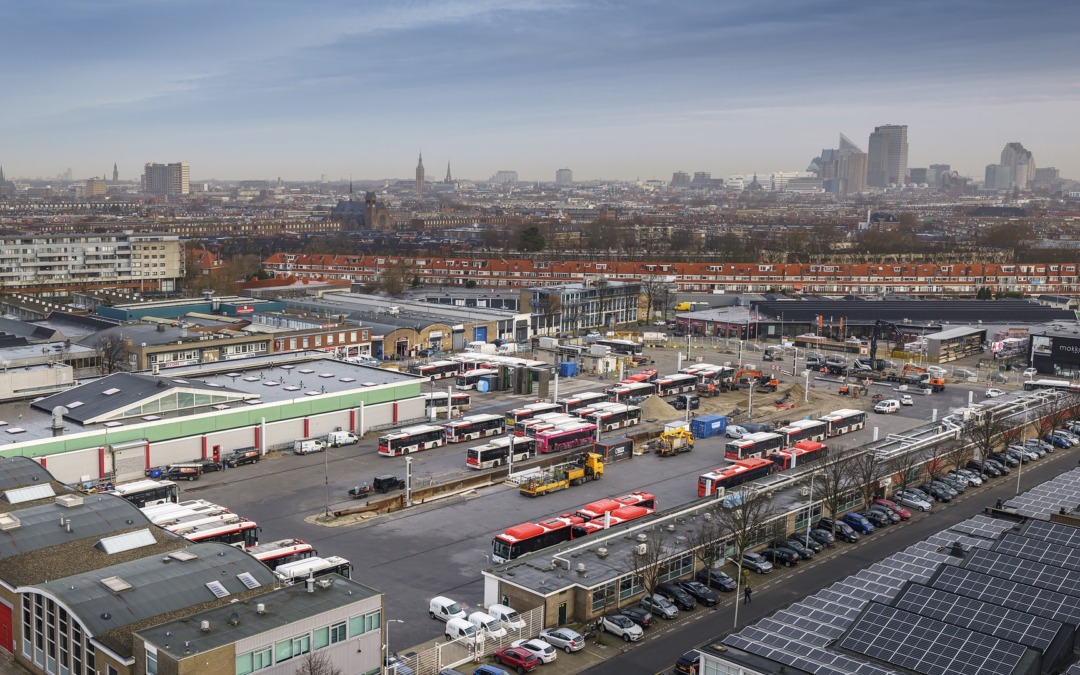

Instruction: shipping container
[691,414,727,438]
[593,436,634,463]
[558,361,579,378]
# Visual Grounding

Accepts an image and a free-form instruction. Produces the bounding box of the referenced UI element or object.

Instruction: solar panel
[1005,468,1080,518]
[894,583,1061,652]
[840,603,1029,675]
[952,515,1016,541]
[995,533,1080,572]
[1023,520,1080,549]
[237,572,262,589]
[205,581,230,598]
[967,548,1080,597]
[1066,663,1080,675]
[933,565,1080,627]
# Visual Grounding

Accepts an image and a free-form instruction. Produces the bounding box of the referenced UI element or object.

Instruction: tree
[293,650,342,675]
[712,485,779,585]
[943,438,972,478]
[379,259,413,294]
[897,212,918,229]
[91,334,128,375]
[639,276,673,324]
[517,226,546,252]
[885,447,927,496]
[963,408,1009,467]
[686,504,727,576]
[625,529,670,606]
[923,442,949,482]
[812,444,859,535]
[850,450,884,513]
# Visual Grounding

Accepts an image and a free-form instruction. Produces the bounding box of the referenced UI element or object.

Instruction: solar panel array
[1023,519,1080,549]
[967,548,1080,597]
[933,565,1080,626]
[1066,663,1080,675]
[1004,467,1080,517]
[995,533,1080,572]
[840,603,1029,675]
[952,515,1018,541]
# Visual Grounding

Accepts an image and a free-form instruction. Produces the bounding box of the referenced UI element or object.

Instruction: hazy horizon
[3,0,1079,182]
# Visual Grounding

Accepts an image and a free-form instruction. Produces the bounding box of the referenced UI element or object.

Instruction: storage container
[691,414,727,438]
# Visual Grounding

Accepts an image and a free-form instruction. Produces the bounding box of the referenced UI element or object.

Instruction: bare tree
[812,444,859,535]
[712,485,779,586]
[963,409,1008,466]
[294,650,342,675]
[943,438,972,478]
[379,259,413,295]
[686,504,727,576]
[885,448,927,496]
[850,450,884,512]
[923,442,949,482]
[639,276,673,325]
[91,334,127,375]
[625,529,670,604]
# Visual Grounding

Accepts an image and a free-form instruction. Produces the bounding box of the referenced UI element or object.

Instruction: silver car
[726,425,748,439]
[640,593,679,620]
[893,489,933,512]
[539,627,585,654]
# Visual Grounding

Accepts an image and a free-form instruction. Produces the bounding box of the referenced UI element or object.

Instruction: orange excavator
[897,364,945,392]
[734,368,779,392]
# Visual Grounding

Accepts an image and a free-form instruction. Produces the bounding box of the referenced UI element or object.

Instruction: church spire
[445,161,452,183]
[349,174,353,196]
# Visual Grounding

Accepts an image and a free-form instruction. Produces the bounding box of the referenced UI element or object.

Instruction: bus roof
[446,413,502,426]
[113,479,174,495]
[382,424,443,439]
[275,556,348,577]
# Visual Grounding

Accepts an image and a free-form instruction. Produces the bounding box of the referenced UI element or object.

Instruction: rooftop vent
[200,620,211,632]
[596,547,608,557]
[228,612,240,626]
[636,533,647,542]
[168,550,198,562]
[0,513,21,531]
[100,576,133,593]
[55,494,83,508]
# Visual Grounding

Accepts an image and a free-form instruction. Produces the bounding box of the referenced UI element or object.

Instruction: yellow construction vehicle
[518,453,604,497]
[652,427,695,457]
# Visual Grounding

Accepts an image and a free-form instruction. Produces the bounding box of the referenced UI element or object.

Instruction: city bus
[140,499,219,525]
[623,369,658,383]
[535,422,597,454]
[768,441,828,471]
[443,414,506,443]
[698,458,778,498]
[248,539,317,570]
[455,368,498,390]
[558,391,608,414]
[595,339,643,356]
[180,517,259,548]
[571,402,618,419]
[505,402,563,427]
[410,360,461,380]
[377,424,446,456]
[521,416,579,439]
[158,506,234,532]
[275,556,353,584]
[655,373,699,397]
[679,363,720,376]
[424,392,472,416]
[724,432,785,460]
[515,413,575,436]
[466,437,536,469]
[818,409,867,437]
[584,404,642,432]
[1023,379,1080,392]
[491,491,657,563]
[776,420,828,448]
[575,491,656,521]
[604,381,656,402]
[112,479,180,508]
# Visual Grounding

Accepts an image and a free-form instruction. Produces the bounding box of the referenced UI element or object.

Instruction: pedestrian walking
[744,585,753,605]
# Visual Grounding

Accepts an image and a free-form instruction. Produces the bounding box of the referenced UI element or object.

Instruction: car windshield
[654,595,673,607]
[446,603,462,615]
[462,625,477,636]
[504,610,520,622]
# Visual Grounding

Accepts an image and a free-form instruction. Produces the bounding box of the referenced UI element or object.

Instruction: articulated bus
[377,424,446,456]
[455,368,498,390]
[423,392,472,416]
[698,458,777,498]
[595,339,643,356]
[584,404,642,432]
[515,413,574,436]
[768,441,828,471]
[724,432,785,460]
[180,517,259,548]
[818,409,867,437]
[112,479,179,509]
[521,416,579,439]
[491,491,656,563]
[505,402,563,427]
[248,539,317,570]
[558,391,608,414]
[409,360,460,380]
[466,437,536,469]
[605,381,656,402]
[776,420,828,448]
[535,422,597,454]
[655,373,698,397]
[275,556,352,583]
[444,414,506,443]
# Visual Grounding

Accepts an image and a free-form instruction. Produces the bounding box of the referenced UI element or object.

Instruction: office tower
[1035,167,1059,185]
[985,164,1011,190]
[85,177,107,196]
[671,171,690,186]
[556,168,573,185]
[837,133,867,194]
[1000,142,1035,189]
[692,171,712,185]
[141,162,190,195]
[112,163,118,184]
[928,164,950,187]
[415,152,425,194]
[867,125,908,187]
[494,171,518,184]
[909,168,929,184]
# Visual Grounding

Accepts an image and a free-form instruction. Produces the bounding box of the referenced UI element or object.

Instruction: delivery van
[294,438,327,455]
[326,431,359,447]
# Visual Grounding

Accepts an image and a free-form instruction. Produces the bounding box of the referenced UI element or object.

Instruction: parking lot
[179,343,1004,650]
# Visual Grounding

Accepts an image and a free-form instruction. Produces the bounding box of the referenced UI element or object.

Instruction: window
[702,660,741,675]
[147,649,158,675]
[330,622,347,644]
[348,610,381,637]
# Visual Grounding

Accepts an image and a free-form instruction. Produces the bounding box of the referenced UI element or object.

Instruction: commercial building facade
[525,278,643,333]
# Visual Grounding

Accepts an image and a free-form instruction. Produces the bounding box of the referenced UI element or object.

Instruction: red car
[494,647,539,674]
[873,499,911,520]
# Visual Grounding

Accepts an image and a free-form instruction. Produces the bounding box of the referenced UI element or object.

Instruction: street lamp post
[384,619,405,671]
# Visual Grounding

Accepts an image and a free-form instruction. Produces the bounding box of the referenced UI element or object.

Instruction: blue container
[558,362,578,378]
[149,469,162,479]
[691,414,727,438]
[477,380,489,393]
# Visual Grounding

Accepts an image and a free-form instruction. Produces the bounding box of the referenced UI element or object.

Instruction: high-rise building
[1000,142,1035,189]
[837,133,867,194]
[112,163,118,184]
[85,177,107,197]
[692,171,712,184]
[909,168,929,184]
[671,171,691,186]
[867,125,908,187]
[141,162,189,195]
[928,164,951,187]
[1035,167,1059,185]
[494,171,518,184]
[985,164,1012,190]
[415,152,425,194]
[556,168,573,185]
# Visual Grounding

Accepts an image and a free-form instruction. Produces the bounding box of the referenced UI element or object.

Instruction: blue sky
[2,0,1078,181]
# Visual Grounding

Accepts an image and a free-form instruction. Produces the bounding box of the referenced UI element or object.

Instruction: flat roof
[0,491,150,560]
[1029,322,1080,340]
[0,342,96,362]
[676,306,752,323]
[137,574,381,661]
[923,326,986,341]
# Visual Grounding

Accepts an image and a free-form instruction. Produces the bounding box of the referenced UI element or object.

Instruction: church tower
[415,152,425,194]
[445,161,452,183]
[112,163,118,184]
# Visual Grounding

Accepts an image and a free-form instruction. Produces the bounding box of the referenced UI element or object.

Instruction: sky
[2,0,1079,182]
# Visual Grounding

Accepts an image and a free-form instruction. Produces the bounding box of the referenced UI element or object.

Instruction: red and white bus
[698,458,777,498]
[575,491,656,521]
[655,373,698,397]
[378,424,445,456]
[505,402,563,427]
[724,432,785,460]
[410,360,460,380]
[535,422,597,453]
[819,409,867,437]
[424,392,472,416]
[158,506,234,532]
[584,404,642,432]
[623,369,658,383]
[141,499,221,525]
[491,491,656,562]
[679,363,720,376]
[466,437,536,469]
[605,381,656,402]
[776,420,828,448]
[248,539,317,570]
[275,556,352,583]
[180,517,259,548]
[515,413,575,436]
[558,391,608,414]
[444,414,506,442]
[455,368,498,390]
[768,441,828,471]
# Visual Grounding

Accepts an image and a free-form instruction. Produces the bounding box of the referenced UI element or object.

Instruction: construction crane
[652,427,695,457]
[518,453,604,497]
[864,319,902,372]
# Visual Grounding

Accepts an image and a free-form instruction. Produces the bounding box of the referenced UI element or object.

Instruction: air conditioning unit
[635,544,647,555]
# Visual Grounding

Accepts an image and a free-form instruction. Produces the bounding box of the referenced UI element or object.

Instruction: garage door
[111,440,148,483]
[473,326,487,342]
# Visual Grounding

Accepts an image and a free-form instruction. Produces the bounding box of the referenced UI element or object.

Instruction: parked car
[674,651,700,675]
[656,582,698,611]
[669,396,700,411]
[868,505,901,523]
[759,545,801,568]
[984,458,1010,475]
[538,628,584,654]
[842,512,875,534]
[640,593,679,619]
[192,458,222,473]
[773,538,814,560]
[473,666,510,675]
[946,469,977,487]
[677,579,723,604]
[865,507,896,527]
[1047,433,1073,448]
[739,422,775,434]
[874,399,901,414]
[736,551,774,574]
[989,452,1020,468]
[1056,429,1080,444]
[816,517,859,543]
[900,394,914,406]
[936,476,967,493]
[967,459,1000,478]
[385,655,416,675]
[509,639,556,665]
[872,499,911,520]
[726,425,748,439]
[618,606,654,630]
[599,614,643,642]
[893,490,933,512]
[957,468,986,484]
[916,483,954,502]
[787,532,824,552]
[493,647,539,674]
[807,528,836,547]
[695,566,737,593]
[1021,441,1048,457]
[985,388,1005,398]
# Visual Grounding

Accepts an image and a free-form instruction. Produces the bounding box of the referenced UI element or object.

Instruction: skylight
[95,529,156,554]
[205,581,230,598]
[237,572,261,590]
[103,388,120,396]
[103,422,123,428]
[319,373,334,378]
[5,428,25,434]
[68,401,84,409]
[2,484,55,504]
[169,550,198,562]
[299,368,314,374]
[101,576,133,593]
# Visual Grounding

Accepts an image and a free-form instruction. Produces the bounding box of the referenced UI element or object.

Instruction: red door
[0,602,12,654]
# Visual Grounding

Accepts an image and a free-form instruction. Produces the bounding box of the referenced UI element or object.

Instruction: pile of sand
[639,394,681,422]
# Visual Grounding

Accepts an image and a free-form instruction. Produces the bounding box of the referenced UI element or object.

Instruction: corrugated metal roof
[0,493,148,559]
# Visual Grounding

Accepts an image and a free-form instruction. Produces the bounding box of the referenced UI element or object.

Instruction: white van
[468,611,506,639]
[487,604,527,631]
[326,431,359,447]
[294,438,327,455]
[429,596,467,622]
[874,399,900,414]
[445,617,483,646]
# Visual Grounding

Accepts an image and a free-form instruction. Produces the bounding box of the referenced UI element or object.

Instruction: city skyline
[2,0,1078,180]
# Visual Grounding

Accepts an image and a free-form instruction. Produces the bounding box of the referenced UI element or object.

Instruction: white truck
[326,431,359,447]
[465,341,497,355]
[293,438,327,455]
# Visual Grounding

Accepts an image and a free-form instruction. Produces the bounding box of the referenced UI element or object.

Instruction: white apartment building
[142,161,190,195]
[0,232,183,292]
